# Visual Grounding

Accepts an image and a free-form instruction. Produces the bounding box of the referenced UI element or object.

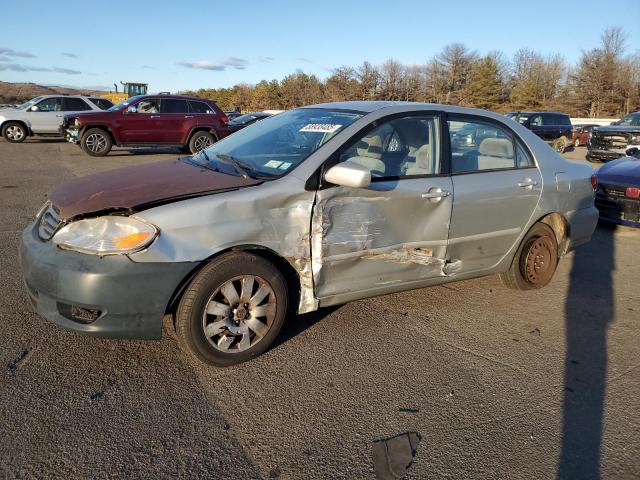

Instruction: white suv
[0,95,113,143]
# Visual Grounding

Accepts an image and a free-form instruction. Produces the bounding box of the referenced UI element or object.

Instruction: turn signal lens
[591,174,598,190]
[115,232,152,249]
[220,115,229,123]
[626,187,639,198]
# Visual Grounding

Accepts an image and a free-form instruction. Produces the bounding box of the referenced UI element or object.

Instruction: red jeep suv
[62,94,230,156]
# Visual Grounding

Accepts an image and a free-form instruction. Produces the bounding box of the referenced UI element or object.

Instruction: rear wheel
[175,252,288,367]
[188,131,215,154]
[81,128,112,156]
[2,122,27,143]
[500,223,558,291]
[553,137,567,153]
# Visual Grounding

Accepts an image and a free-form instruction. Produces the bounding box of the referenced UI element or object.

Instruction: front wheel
[500,223,559,291]
[188,131,216,154]
[175,252,288,367]
[81,128,112,156]
[2,122,27,143]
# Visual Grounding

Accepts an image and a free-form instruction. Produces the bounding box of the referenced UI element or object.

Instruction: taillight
[626,187,639,198]
[591,174,598,190]
[220,115,229,123]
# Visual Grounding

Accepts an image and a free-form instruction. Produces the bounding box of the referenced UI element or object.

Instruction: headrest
[478,138,514,158]
[356,134,383,158]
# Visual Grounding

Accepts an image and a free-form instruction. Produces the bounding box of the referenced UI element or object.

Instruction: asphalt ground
[1,140,638,479]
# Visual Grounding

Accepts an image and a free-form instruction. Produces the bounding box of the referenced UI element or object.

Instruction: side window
[188,101,212,114]
[135,99,160,114]
[338,115,441,178]
[34,97,62,112]
[449,119,517,173]
[90,98,113,110]
[62,97,92,111]
[516,143,534,167]
[529,115,542,126]
[161,98,189,114]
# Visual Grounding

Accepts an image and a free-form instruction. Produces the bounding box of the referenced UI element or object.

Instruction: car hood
[48,158,262,220]
[0,108,21,114]
[594,126,640,134]
[597,156,640,186]
[66,110,116,120]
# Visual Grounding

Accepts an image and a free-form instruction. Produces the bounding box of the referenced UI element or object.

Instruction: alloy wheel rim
[86,133,107,153]
[6,126,24,140]
[194,135,213,151]
[524,236,555,285]
[202,275,276,353]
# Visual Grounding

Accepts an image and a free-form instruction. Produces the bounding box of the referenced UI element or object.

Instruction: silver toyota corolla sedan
[20,102,598,366]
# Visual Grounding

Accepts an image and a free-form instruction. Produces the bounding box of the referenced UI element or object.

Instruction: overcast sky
[1,0,639,93]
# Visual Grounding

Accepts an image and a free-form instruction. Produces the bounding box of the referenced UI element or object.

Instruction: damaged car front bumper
[19,221,197,340]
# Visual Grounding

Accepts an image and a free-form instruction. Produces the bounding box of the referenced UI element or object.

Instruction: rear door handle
[421,187,451,203]
[150,115,161,119]
[518,178,538,189]
[56,114,64,117]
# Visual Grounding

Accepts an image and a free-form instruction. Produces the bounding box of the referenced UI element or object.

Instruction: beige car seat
[477,138,515,170]
[348,134,386,174]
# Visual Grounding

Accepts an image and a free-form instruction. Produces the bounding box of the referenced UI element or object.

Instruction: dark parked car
[227,112,272,133]
[587,112,640,163]
[594,146,640,227]
[506,111,573,153]
[571,124,599,147]
[62,94,230,156]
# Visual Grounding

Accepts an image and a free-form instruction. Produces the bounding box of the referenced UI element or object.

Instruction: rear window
[161,98,189,114]
[89,98,114,110]
[63,97,92,111]
[555,114,571,126]
[188,101,213,114]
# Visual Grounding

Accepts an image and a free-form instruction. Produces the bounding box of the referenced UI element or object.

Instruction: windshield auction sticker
[299,124,342,133]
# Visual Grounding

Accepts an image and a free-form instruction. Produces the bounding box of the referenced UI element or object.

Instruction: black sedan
[227,112,272,133]
[595,147,640,227]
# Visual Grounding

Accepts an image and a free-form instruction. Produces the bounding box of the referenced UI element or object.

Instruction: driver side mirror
[324,161,371,189]
[126,105,137,114]
[28,106,38,112]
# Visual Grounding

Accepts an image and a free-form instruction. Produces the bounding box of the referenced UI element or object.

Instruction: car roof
[508,111,569,115]
[141,94,214,102]
[302,101,525,121]
[33,94,96,99]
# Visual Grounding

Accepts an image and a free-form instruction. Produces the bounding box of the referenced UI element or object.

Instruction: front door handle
[421,187,451,203]
[150,115,161,119]
[184,115,194,119]
[518,178,539,189]
[56,114,64,117]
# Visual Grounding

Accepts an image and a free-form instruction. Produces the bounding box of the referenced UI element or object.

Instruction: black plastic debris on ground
[372,431,421,479]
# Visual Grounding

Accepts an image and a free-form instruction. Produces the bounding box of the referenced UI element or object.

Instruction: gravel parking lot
[1,140,639,479]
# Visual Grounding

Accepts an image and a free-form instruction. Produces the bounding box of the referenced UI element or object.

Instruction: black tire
[188,131,216,154]
[175,252,288,367]
[552,137,567,153]
[80,128,112,156]
[500,223,559,291]
[2,122,28,143]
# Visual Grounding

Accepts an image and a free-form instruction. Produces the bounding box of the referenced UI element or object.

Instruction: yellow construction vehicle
[102,82,148,104]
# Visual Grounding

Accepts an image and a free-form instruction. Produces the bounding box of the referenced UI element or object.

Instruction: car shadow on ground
[272,305,342,349]
[557,221,616,479]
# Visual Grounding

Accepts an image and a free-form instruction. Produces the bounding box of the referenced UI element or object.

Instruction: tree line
[183,27,639,118]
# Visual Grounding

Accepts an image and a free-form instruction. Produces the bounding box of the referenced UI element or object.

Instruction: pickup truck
[587,112,640,162]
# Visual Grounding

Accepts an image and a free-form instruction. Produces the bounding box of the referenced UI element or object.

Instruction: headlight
[630,135,640,145]
[52,216,158,255]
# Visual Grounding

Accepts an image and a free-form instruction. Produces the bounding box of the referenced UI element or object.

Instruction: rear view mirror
[324,161,371,189]
[126,105,137,114]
